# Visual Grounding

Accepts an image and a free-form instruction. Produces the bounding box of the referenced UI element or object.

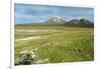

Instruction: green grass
[14,25,94,65]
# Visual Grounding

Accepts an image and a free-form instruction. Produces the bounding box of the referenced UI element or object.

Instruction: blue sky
[15,3,94,24]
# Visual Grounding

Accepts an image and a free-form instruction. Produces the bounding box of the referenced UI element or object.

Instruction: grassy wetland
[15,25,94,65]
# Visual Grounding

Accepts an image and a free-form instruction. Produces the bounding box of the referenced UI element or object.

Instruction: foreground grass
[15,26,94,65]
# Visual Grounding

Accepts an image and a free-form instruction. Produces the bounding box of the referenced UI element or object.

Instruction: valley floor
[14,26,94,65]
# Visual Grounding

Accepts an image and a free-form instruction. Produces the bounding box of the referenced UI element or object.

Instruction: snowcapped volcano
[46,16,66,24]
[52,15,61,19]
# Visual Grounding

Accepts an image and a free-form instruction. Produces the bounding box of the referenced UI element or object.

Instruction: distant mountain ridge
[44,16,94,27]
[64,19,94,27]
[16,16,94,27]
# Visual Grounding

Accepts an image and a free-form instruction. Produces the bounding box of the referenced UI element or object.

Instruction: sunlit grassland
[15,25,94,65]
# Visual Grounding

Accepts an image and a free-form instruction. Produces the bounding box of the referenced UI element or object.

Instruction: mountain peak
[46,16,66,24]
[52,15,61,19]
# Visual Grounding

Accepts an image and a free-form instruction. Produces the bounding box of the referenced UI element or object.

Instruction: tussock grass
[15,26,94,65]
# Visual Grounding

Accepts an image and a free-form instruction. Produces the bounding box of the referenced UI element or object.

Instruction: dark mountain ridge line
[15,18,94,28]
